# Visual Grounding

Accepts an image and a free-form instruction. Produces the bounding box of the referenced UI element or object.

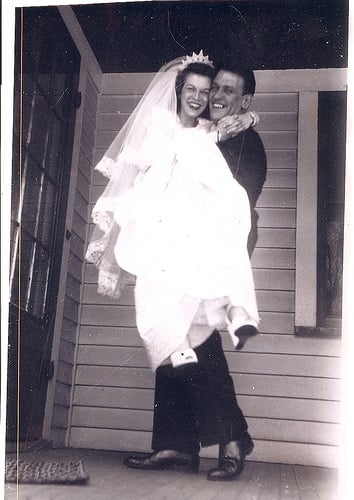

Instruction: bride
[86,52,259,371]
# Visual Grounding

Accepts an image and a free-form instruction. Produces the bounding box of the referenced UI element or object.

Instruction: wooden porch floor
[4,448,338,500]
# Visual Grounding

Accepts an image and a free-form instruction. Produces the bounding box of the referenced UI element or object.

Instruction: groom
[212,60,267,256]
[124,61,267,481]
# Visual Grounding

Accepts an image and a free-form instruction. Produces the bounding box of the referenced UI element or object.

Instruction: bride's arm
[216,110,260,142]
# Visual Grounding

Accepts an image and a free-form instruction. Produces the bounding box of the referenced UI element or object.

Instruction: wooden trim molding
[295,92,319,328]
[58,5,102,91]
[101,68,347,94]
[295,326,342,338]
[255,68,347,93]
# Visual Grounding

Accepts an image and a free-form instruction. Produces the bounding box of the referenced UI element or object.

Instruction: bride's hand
[216,111,258,141]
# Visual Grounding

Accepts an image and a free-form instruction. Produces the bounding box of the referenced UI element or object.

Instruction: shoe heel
[190,455,200,473]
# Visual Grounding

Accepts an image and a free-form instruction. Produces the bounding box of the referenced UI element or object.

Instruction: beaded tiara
[181,50,214,69]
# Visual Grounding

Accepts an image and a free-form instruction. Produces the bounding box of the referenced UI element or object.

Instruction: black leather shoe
[207,456,245,481]
[124,449,200,472]
[207,437,254,481]
[235,325,257,350]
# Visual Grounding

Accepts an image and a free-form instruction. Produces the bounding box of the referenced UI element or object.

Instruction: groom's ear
[241,94,252,111]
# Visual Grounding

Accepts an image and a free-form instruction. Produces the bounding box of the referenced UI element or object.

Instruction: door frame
[40,62,86,440]
[41,6,103,441]
[293,69,347,330]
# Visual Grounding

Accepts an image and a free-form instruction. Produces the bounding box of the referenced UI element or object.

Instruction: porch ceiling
[72,0,348,73]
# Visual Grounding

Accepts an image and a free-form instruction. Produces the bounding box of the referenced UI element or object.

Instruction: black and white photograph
[1,1,352,498]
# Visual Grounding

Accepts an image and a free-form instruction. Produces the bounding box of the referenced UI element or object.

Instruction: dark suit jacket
[218,128,267,255]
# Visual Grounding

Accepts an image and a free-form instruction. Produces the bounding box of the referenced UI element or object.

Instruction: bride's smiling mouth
[187,101,202,110]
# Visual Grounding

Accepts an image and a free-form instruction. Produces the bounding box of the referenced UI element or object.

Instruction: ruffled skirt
[112,128,259,369]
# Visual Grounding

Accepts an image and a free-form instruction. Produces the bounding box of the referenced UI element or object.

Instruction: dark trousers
[151,331,249,454]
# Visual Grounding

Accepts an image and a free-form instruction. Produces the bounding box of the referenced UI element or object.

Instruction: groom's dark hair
[215,60,256,96]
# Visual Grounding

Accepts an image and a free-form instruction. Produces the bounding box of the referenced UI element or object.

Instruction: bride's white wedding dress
[105,108,259,369]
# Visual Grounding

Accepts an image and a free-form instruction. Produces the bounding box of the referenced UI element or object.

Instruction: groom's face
[209,70,249,121]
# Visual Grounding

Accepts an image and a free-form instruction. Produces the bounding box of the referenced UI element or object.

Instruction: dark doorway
[317,91,347,331]
[7,7,80,443]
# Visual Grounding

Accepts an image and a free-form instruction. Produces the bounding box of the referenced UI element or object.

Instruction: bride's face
[178,73,211,127]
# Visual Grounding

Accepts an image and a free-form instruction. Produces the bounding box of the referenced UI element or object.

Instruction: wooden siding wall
[70,72,341,468]
[50,71,99,446]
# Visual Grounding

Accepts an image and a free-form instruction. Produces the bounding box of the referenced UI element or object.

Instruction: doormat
[5,459,89,485]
